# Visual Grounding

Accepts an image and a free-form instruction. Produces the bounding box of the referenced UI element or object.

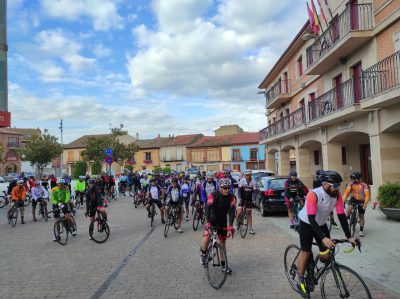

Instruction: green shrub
[125,165,133,172]
[91,162,102,175]
[153,166,163,173]
[72,161,87,179]
[163,167,172,174]
[377,182,400,208]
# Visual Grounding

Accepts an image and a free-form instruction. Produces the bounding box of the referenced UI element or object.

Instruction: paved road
[0,186,398,298]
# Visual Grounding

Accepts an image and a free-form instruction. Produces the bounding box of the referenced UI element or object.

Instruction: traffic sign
[104,148,113,156]
[104,156,113,164]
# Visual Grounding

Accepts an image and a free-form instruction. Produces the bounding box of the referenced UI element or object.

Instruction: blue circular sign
[104,148,113,156]
[104,156,113,164]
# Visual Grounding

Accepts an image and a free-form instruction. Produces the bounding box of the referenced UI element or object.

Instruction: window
[285,109,290,115]
[232,149,241,161]
[206,149,219,161]
[176,148,183,160]
[67,151,74,162]
[297,55,303,77]
[272,117,276,123]
[165,149,171,161]
[7,137,19,147]
[250,148,258,160]
[145,152,152,161]
[279,112,284,119]
[313,150,320,165]
[341,146,347,165]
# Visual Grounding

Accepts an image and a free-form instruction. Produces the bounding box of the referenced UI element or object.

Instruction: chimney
[136,132,139,140]
[157,134,160,138]
[169,134,171,138]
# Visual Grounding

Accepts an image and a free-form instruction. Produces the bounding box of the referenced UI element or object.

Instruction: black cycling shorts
[348,198,365,215]
[238,199,253,209]
[149,198,162,209]
[13,201,25,208]
[32,198,44,207]
[299,220,330,252]
[53,204,70,218]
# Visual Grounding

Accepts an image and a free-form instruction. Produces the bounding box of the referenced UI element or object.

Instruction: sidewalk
[263,207,400,296]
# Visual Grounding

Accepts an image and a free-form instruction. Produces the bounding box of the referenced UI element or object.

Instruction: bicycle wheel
[0,196,6,208]
[24,195,31,207]
[150,204,155,227]
[284,244,301,293]
[173,210,179,230]
[193,209,200,231]
[41,204,49,222]
[10,207,18,227]
[54,219,69,245]
[350,210,357,237]
[89,219,110,243]
[321,264,372,299]
[206,243,228,289]
[164,217,171,238]
[239,212,248,238]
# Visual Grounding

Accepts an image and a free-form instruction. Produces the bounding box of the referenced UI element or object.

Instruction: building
[214,124,244,136]
[230,133,266,171]
[63,133,136,175]
[159,134,203,171]
[0,0,9,127]
[258,0,400,197]
[132,137,169,171]
[0,128,22,175]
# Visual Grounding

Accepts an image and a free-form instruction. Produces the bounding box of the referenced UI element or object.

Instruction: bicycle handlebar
[320,238,362,256]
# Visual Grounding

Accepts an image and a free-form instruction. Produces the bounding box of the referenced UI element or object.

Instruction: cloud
[41,0,124,31]
[93,44,112,58]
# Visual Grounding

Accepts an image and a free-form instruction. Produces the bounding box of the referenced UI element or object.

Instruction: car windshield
[264,178,286,190]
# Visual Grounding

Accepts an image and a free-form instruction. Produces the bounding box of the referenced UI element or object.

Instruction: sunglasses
[221,186,230,190]
[327,183,340,189]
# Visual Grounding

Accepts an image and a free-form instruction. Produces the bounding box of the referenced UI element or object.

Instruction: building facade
[259,0,400,197]
[230,133,266,171]
[0,129,22,175]
[132,137,168,172]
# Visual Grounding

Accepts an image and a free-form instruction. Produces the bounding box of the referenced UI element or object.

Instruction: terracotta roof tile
[133,137,170,149]
[64,134,110,149]
[188,135,232,148]
[229,132,259,145]
[162,134,203,146]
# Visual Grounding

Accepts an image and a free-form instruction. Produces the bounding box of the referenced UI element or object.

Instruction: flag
[306,2,318,34]
[311,0,320,33]
[316,0,328,24]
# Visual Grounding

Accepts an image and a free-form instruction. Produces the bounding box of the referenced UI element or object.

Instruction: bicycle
[192,201,206,231]
[53,205,77,245]
[284,239,371,299]
[7,202,19,227]
[237,205,249,238]
[204,227,234,289]
[38,198,49,222]
[0,191,10,208]
[349,201,364,237]
[164,204,180,238]
[289,196,304,231]
[88,210,110,244]
[24,193,31,207]
[148,198,158,227]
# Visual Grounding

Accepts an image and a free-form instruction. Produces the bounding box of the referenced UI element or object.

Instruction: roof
[162,134,203,147]
[188,135,232,148]
[133,137,170,149]
[64,134,110,149]
[258,20,311,89]
[0,129,22,135]
[229,132,259,145]
[1,128,40,138]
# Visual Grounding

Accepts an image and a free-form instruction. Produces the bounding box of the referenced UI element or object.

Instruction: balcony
[259,107,306,143]
[306,3,373,75]
[361,50,400,109]
[143,160,152,164]
[161,157,183,162]
[308,78,362,127]
[232,156,243,162]
[7,142,19,148]
[265,79,291,109]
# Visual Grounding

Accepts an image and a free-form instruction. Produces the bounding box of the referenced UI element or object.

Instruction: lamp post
[117,158,122,173]
[59,119,64,177]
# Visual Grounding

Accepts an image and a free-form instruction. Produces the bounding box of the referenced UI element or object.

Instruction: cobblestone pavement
[0,191,398,299]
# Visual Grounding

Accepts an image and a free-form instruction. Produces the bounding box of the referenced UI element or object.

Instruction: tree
[19,129,63,176]
[72,161,87,179]
[163,167,172,174]
[91,162,102,175]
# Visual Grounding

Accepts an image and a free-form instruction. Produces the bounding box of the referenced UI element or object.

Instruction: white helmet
[206,171,214,179]
[218,178,231,187]
[57,178,66,184]
[243,169,252,175]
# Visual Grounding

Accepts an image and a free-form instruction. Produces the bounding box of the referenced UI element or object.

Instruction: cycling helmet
[56,178,65,184]
[88,179,96,185]
[17,179,24,184]
[218,178,231,187]
[289,170,297,177]
[79,175,85,179]
[316,169,323,176]
[243,169,252,175]
[224,169,231,173]
[350,171,362,180]
[206,171,214,179]
[171,178,179,184]
[150,178,156,183]
[319,170,342,184]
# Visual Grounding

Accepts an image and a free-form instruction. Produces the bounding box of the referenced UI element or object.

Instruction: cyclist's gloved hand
[322,237,335,249]
[228,225,234,232]
[289,198,294,202]
[205,223,211,230]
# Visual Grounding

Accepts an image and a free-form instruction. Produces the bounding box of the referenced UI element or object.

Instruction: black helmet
[320,170,342,184]
[88,179,96,185]
[316,169,323,176]
[289,170,297,177]
[350,171,362,180]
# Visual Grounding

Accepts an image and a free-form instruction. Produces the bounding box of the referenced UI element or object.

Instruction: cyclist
[31,182,49,221]
[200,171,217,205]
[28,176,36,192]
[180,175,192,221]
[51,178,76,239]
[119,173,128,193]
[236,169,256,234]
[86,179,108,232]
[296,170,356,298]
[145,178,165,223]
[75,176,86,209]
[200,178,235,274]
[343,171,370,237]
[284,170,307,225]
[165,178,183,233]
[11,180,27,224]
[221,169,236,194]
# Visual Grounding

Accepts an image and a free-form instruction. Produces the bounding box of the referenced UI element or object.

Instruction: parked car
[5,173,19,182]
[252,169,274,181]
[0,176,4,183]
[186,167,199,180]
[254,176,288,216]
[230,171,241,188]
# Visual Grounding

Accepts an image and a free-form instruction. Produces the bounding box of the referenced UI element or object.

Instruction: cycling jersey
[75,180,86,193]
[180,182,191,200]
[50,187,71,205]
[86,185,104,211]
[31,186,49,200]
[205,191,235,239]
[343,182,370,204]
[201,181,216,203]
[284,178,306,201]
[238,177,256,202]
[147,184,162,200]
[166,186,181,204]
[11,186,26,201]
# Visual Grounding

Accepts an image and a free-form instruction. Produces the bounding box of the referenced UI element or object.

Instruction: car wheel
[260,202,267,217]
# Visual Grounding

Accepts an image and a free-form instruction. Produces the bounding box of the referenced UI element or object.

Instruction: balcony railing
[259,107,306,140]
[265,79,291,107]
[362,50,400,99]
[143,160,152,164]
[309,78,357,121]
[306,3,373,68]
[232,156,242,161]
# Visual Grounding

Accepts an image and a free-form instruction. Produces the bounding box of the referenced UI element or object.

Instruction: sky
[8,0,307,143]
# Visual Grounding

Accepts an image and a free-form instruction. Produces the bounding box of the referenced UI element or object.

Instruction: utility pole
[59,119,64,177]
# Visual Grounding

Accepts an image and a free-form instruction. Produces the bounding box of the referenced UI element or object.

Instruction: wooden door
[335,74,343,108]
[352,62,362,103]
